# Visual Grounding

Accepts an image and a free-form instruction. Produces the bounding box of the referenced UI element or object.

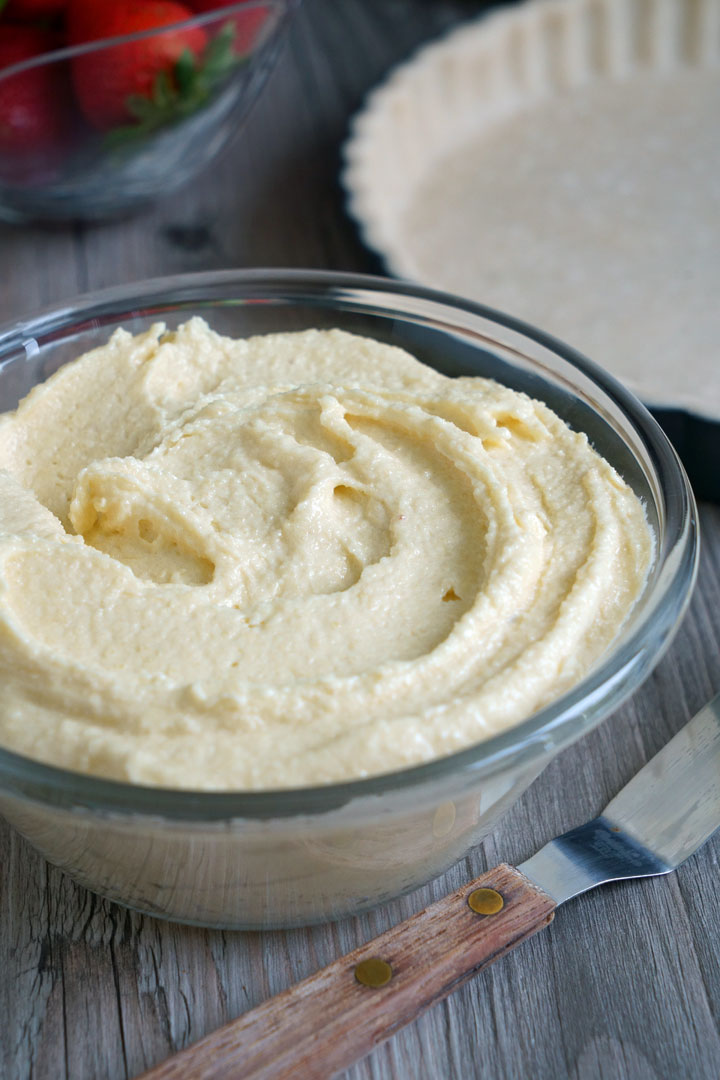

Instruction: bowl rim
[0,0,294,81]
[0,268,699,820]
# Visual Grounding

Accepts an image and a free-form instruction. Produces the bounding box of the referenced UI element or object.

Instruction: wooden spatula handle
[137,864,556,1080]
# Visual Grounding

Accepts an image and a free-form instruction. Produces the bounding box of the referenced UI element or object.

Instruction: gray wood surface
[1,2,719,1078]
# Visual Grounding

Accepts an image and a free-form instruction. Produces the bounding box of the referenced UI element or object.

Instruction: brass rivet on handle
[467,887,504,915]
[354,957,393,988]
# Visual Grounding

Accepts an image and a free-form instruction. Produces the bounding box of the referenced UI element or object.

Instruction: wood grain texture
[136,866,555,1080]
[1,2,719,1079]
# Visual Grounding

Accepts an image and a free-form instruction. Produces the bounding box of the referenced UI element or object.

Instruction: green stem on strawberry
[104,22,243,147]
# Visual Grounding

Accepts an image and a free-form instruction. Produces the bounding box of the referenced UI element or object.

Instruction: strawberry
[68,0,208,131]
[0,25,71,180]
[0,0,68,18]
[188,0,271,54]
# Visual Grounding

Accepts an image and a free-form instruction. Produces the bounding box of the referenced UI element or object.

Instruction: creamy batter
[0,320,652,789]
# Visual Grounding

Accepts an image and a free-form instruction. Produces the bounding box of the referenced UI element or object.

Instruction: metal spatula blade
[137,694,720,1080]
[520,693,720,904]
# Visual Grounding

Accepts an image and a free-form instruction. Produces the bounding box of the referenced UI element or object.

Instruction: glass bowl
[0,269,698,928]
[0,2,294,224]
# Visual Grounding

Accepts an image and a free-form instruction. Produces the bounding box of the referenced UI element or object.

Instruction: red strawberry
[68,0,207,130]
[188,0,271,54]
[0,25,71,180]
[0,0,67,18]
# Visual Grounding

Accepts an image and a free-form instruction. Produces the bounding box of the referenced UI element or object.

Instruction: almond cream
[0,320,652,789]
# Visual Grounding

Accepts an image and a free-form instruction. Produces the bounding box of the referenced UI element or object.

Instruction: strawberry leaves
[105,21,239,145]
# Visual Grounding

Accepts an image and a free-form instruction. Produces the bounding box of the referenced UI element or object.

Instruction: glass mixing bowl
[0,2,293,224]
[0,270,698,928]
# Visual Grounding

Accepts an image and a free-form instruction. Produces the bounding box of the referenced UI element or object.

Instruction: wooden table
[2,2,719,1077]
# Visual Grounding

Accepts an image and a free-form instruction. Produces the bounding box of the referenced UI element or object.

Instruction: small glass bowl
[0,2,293,224]
[0,270,698,928]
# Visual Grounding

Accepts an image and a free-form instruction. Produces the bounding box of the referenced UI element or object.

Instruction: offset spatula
[138,694,720,1080]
